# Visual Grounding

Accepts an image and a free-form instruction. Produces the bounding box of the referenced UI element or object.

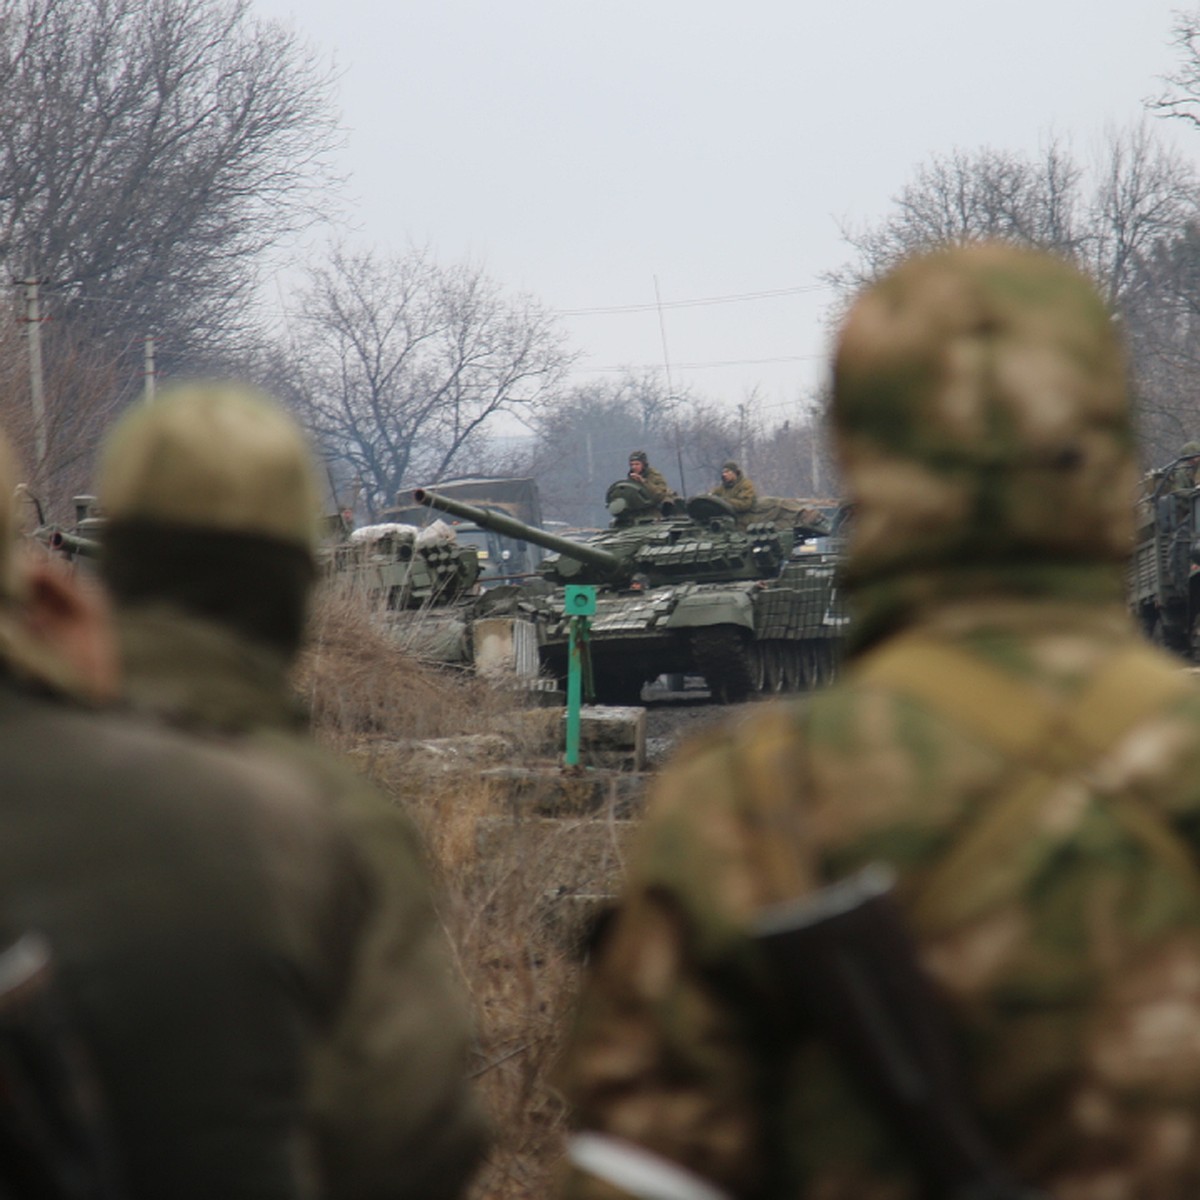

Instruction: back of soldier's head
[831,241,1134,588]
[97,384,321,656]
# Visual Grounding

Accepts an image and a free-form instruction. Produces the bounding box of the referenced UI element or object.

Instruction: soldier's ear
[21,556,120,702]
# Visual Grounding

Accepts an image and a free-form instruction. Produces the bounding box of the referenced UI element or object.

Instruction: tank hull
[526,549,848,703]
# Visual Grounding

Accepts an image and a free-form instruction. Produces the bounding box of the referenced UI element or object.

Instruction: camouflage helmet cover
[831,241,1135,587]
[1181,440,1200,458]
[98,383,321,550]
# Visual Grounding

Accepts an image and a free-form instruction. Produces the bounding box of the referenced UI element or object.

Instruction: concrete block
[562,704,646,771]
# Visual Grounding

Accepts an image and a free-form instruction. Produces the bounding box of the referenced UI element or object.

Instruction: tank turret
[414,485,794,588]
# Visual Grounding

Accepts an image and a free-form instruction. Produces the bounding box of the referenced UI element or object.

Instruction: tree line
[4,0,1200,521]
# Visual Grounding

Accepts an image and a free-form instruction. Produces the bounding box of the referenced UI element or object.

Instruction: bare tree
[827,130,1196,303]
[825,128,1200,460]
[1148,7,1200,128]
[278,245,572,518]
[1088,124,1198,303]
[0,0,341,373]
[525,372,693,527]
[827,141,1084,296]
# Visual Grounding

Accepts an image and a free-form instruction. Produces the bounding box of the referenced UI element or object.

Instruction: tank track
[692,627,754,703]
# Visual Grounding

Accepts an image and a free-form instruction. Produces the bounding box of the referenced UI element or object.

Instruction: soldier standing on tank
[627,450,672,511]
[708,460,757,515]
[0,423,419,1199]
[1169,440,1200,492]
[555,243,1200,1199]
[94,384,486,1200]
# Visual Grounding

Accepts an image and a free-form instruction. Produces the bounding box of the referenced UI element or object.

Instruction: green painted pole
[566,617,583,766]
[563,585,596,767]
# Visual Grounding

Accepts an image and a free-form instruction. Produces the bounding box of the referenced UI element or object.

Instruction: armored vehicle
[1129,455,1200,655]
[329,520,480,610]
[384,476,545,584]
[415,480,848,703]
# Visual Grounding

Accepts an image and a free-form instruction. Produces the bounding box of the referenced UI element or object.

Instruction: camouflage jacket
[709,474,757,514]
[557,592,1200,1200]
[0,666,375,1200]
[115,604,486,1200]
[631,465,672,507]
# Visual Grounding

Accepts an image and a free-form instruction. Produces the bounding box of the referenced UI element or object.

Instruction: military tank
[414,481,848,703]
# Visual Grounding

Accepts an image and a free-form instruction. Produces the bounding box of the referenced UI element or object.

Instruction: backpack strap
[856,633,1196,934]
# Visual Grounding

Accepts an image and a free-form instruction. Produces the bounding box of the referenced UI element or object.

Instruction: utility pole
[654,275,688,496]
[144,335,156,403]
[15,277,48,465]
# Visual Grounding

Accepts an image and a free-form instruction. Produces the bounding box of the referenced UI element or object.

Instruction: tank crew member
[708,460,757,514]
[555,244,1200,1199]
[0,423,404,1200]
[95,384,486,1200]
[1170,439,1200,491]
[626,450,672,511]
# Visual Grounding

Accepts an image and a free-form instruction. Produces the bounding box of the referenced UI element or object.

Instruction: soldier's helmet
[831,241,1135,589]
[97,383,320,552]
[1182,440,1200,459]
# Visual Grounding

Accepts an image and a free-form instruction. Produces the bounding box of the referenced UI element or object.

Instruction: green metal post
[564,585,597,767]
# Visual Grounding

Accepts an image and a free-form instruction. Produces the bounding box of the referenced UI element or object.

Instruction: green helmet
[97,384,322,656]
[98,383,320,551]
[1182,441,1200,458]
[831,241,1135,590]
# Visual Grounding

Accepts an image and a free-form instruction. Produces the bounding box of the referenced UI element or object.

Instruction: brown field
[297,586,637,1199]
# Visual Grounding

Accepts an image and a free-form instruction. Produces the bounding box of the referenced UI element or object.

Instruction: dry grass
[298,584,634,1198]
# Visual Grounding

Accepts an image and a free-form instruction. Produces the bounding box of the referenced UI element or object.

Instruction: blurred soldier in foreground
[626,450,673,512]
[0,427,402,1198]
[708,459,756,514]
[95,384,486,1200]
[556,243,1200,1199]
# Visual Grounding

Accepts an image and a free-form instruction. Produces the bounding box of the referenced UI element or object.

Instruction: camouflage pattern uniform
[1169,440,1200,492]
[628,451,673,511]
[96,385,486,1200]
[708,460,757,514]
[0,428,390,1199]
[557,244,1200,1200]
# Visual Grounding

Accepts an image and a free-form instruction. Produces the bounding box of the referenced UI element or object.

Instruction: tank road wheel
[796,642,815,689]
[781,643,803,692]
[811,640,839,687]
[814,641,833,687]
[748,642,767,694]
[693,627,755,704]
[1189,611,1200,665]
[763,642,787,693]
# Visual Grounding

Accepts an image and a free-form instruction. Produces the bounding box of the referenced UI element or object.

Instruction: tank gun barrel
[46,529,101,560]
[413,488,623,578]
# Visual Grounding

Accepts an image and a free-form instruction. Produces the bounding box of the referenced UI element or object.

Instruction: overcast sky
[253,0,1196,429]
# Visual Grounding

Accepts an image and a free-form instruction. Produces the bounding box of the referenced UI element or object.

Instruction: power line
[557,283,830,317]
[580,353,825,372]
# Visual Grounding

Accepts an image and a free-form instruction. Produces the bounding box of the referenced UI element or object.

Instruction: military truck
[1129,454,1200,655]
[385,476,544,584]
[415,481,848,703]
